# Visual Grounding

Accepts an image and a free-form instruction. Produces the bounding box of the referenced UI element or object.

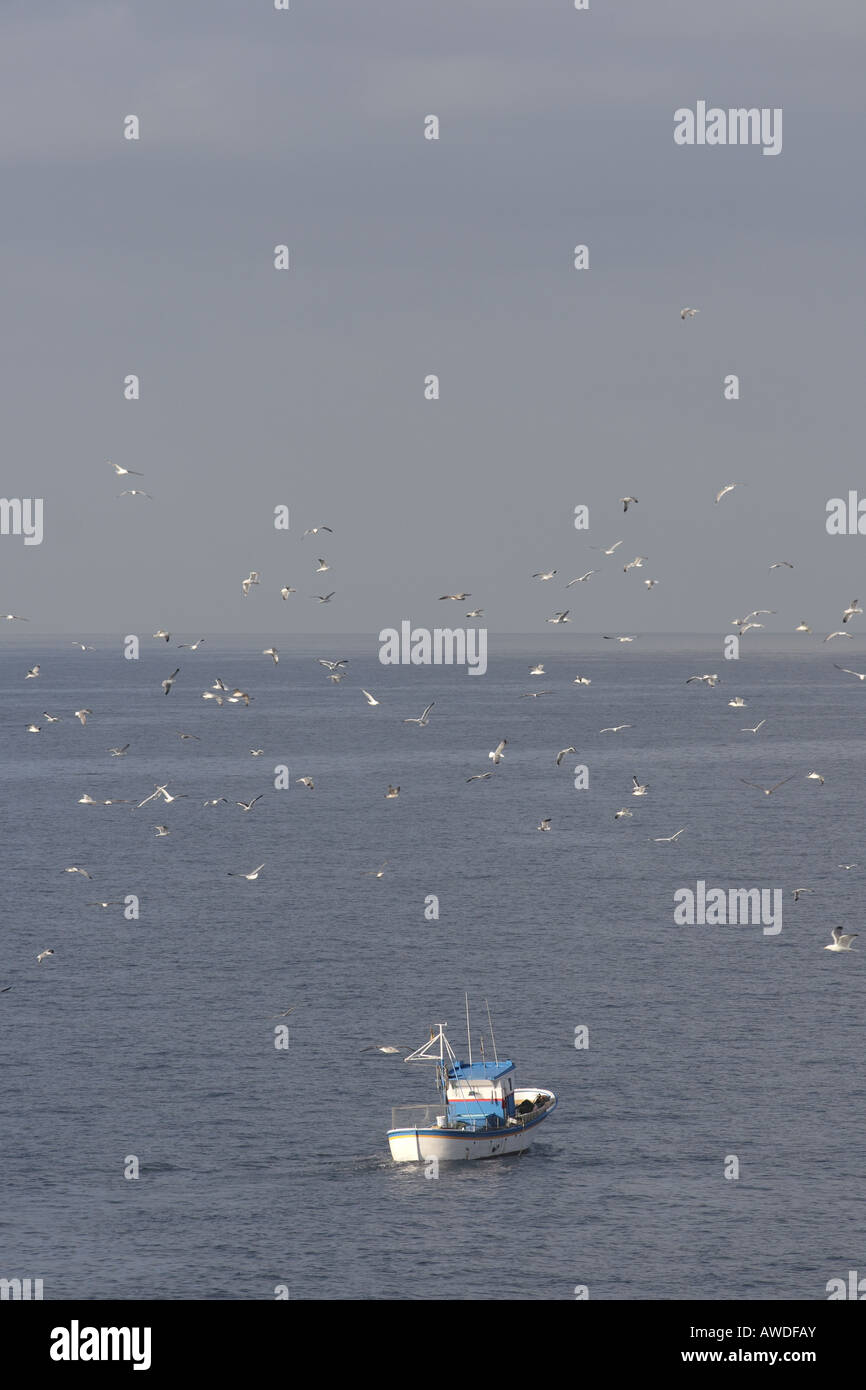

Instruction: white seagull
[489,740,507,764]
[403,702,434,726]
[825,927,857,952]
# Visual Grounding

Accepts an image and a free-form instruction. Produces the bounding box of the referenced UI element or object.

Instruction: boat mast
[484,998,499,1064]
[465,992,472,1066]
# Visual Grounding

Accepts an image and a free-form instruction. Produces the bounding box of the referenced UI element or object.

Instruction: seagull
[591,541,623,555]
[555,746,575,766]
[176,731,200,740]
[537,818,552,831]
[644,579,659,588]
[74,709,92,725]
[466,771,495,781]
[651,829,686,843]
[385,785,400,799]
[565,571,597,586]
[623,557,647,573]
[741,721,766,734]
[403,702,434,726]
[296,777,314,790]
[228,864,266,880]
[317,659,348,671]
[303,525,333,536]
[62,867,92,878]
[2,613,28,621]
[327,672,344,683]
[250,749,264,757]
[600,724,631,733]
[686,674,720,686]
[111,462,142,476]
[361,1044,410,1054]
[154,825,170,837]
[602,635,637,642]
[228,690,251,706]
[795,621,812,632]
[42,712,61,722]
[739,623,764,637]
[680,307,699,319]
[614,808,632,819]
[313,592,335,603]
[532,569,557,581]
[632,776,649,796]
[212,678,228,690]
[573,676,591,685]
[363,863,389,879]
[842,600,862,624]
[202,692,223,704]
[439,592,471,601]
[87,901,124,908]
[834,664,866,681]
[36,949,55,964]
[489,739,507,764]
[520,690,553,698]
[203,798,227,806]
[177,637,205,650]
[739,776,795,796]
[728,697,746,707]
[825,927,857,952]
[769,561,794,571]
[838,864,857,871]
[271,1006,299,1018]
[26,723,41,733]
[280,586,296,600]
[71,642,95,651]
[315,559,330,573]
[236,796,263,812]
[546,611,571,624]
[806,772,825,785]
[242,572,260,597]
[108,745,130,757]
[153,630,170,642]
[714,484,741,504]
[361,690,380,706]
[529,664,545,676]
[824,631,852,642]
[117,489,151,498]
[262,647,279,663]
[791,888,813,901]
[620,497,638,512]
[25,666,40,679]
[465,608,484,617]
[161,668,180,695]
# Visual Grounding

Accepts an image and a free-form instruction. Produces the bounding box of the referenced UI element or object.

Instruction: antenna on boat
[464,992,472,1065]
[484,998,499,1065]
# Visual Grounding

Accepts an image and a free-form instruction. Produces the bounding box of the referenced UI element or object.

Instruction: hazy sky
[1,0,864,637]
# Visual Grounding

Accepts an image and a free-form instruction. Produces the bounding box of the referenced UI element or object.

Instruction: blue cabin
[444,1059,517,1132]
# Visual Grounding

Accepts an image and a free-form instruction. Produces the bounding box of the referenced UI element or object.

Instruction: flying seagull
[385,785,400,799]
[242,572,260,597]
[62,866,92,878]
[466,771,495,782]
[591,541,623,555]
[686,673,720,686]
[741,721,766,734]
[296,777,314,790]
[768,561,794,571]
[439,592,471,601]
[228,864,266,880]
[108,745,130,757]
[614,808,632,819]
[824,631,852,642]
[600,724,631,733]
[362,863,389,879]
[566,571,597,586]
[361,690,380,706]
[834,664,866,681]
[825,927,857,952]
[806,772,825,785]
[117,489,151,499]
[632,776,649,796]
[313,592,335,603]
[403,702,434,726]
[489,739,507,764]
[791,888,813,902]
[236,796,263,812]
[74,709,92,724]
[302,525,333,536]
[177,637,205,650]
[161,668,180,695]
[111,462,142,476]
[740,776,795,796]
[680,307,699,319]
[153,630,170,642]
[620,497,638,512]
[537,817,552,831]
[532,570,557,581]
[651,829,687,843]
[37,949,55,964]
[546,611,571,624]
[262,647,279,663]
[555,746,575,766]
[280,586,296,600]
[842,600,862,624]
[714,484,740,504]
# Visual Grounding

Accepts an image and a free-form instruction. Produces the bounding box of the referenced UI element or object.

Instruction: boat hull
[387,1089,556,1162]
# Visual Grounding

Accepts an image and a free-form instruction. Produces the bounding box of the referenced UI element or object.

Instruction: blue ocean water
[2,635,865,1300]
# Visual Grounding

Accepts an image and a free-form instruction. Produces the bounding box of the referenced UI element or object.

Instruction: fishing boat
[387,1001,557,1162]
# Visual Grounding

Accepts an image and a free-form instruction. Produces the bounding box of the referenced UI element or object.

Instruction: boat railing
[390,1103,447,1131]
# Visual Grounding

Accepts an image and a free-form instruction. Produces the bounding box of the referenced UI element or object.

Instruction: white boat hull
[387,1089,556,1163]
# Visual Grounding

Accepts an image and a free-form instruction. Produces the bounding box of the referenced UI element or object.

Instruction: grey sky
[1,0,864,637]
